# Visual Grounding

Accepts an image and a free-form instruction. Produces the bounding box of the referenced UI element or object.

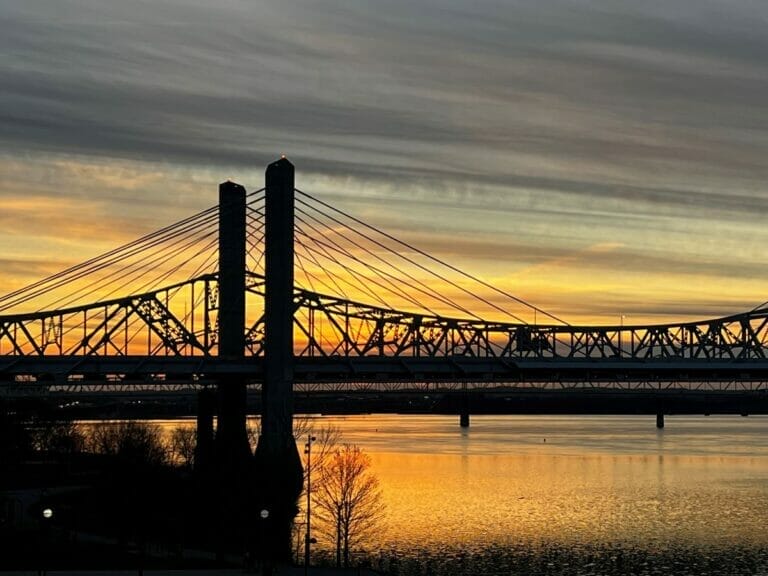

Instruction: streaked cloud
[1,0,767,323]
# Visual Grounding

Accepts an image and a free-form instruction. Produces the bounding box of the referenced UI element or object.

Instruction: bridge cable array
[0,190,265,316]
[294,208,481,320]
[294,189,568,326]
[246,192,266,277]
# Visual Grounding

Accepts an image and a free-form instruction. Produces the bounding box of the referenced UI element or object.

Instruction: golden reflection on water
[308,415,768,552]
[371,450,768,550]
[144,414,768,553]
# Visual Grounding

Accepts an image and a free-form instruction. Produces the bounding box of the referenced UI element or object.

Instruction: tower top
[268,156,294,171]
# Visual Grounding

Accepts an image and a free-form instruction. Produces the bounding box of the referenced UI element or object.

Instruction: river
[156,414,768,575]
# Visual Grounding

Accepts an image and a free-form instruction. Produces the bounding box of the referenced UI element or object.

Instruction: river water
[157,414,768,575]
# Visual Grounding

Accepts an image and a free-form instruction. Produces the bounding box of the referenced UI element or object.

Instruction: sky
[1,0,767,325]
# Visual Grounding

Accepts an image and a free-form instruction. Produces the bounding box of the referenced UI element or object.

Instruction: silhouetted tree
[169,425,196,469]
[30,419,84,455]
[299,421,341,491]
[314,444,385,567]
[80,421,176,549]
[293,420,341,562]
[83,421,168,467]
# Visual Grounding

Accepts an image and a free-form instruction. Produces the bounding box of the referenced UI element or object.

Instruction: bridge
[1,161,767,391]
[2,158,767,559]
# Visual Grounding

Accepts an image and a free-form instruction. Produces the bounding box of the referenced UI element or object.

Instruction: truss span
[0,275,219,357]
[1,272,767,363]
[291,286,768,362]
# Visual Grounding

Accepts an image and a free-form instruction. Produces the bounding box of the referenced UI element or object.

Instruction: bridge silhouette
[1,161,767,394]
[3,158,767,560]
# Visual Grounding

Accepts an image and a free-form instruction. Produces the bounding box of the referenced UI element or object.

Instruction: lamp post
[260,509,270,576]
[304,434,316,575]
[40,506,53,576]
[619,314,626,357]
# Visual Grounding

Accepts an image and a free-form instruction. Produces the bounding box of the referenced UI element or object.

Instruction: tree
[30,418,85,455]
[83,421,168,467]
[169,425,197,469]
[314,444,385,568]
[292,419,341,563]
[81,422,174,548]
[298,420,341,492]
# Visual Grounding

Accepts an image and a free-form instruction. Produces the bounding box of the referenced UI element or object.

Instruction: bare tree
[83,421,169,467]
[293,418,341,563]
[30,418,84,455]
[314,443,385,568]
[299,420,341,488]
[169,425,197,469]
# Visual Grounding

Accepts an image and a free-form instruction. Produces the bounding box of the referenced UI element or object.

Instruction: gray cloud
[3,1,768,170]
[2,0,768,319]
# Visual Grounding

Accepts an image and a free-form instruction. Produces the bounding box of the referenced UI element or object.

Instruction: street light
[260,509,270,576]
[304,434,317,575]
[40,505,53,576]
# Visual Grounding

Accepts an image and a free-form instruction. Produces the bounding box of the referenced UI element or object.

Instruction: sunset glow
[2,1,767,326]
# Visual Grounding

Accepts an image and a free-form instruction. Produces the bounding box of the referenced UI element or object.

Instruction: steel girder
[0,275,219,357]
[289,288,768,361]
[1,272,767,365]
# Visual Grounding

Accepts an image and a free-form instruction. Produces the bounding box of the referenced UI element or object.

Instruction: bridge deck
[2,356,768,393]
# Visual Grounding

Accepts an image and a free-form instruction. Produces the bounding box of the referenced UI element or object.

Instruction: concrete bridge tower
[214,179,251,552]
[254,157,304,561]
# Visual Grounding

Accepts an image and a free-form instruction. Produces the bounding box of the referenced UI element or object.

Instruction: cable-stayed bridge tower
[214,159,302,561]
[255,158,303,559]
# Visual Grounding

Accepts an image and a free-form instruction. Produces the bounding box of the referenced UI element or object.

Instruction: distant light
[42,508,53,519]
[260,509,269,519]
[280,154,286,159]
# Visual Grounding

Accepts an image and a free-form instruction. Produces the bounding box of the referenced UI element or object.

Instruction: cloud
[1,0,767,320]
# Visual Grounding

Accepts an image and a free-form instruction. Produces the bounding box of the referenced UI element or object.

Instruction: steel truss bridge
[1,160,767,401]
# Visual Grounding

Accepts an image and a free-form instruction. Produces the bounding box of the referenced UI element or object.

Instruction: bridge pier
[656,412,664,429]
[459,384,470,427]
[195,387,215,472]
[254,158,303,563]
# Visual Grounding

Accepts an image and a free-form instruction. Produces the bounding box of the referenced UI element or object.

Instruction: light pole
[260,509,269,576]
[304,434,316,575]
[619,314,626,357]
[40,506,53,576]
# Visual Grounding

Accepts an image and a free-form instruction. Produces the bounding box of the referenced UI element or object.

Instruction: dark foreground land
[4,401,768,575]
[3,545,767,576]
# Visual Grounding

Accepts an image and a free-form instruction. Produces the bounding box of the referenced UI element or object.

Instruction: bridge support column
[195,387,216,472]
[460,383,470,428]
[254,158,303,563]
[215,180,251,553]
[656,412,665,429]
